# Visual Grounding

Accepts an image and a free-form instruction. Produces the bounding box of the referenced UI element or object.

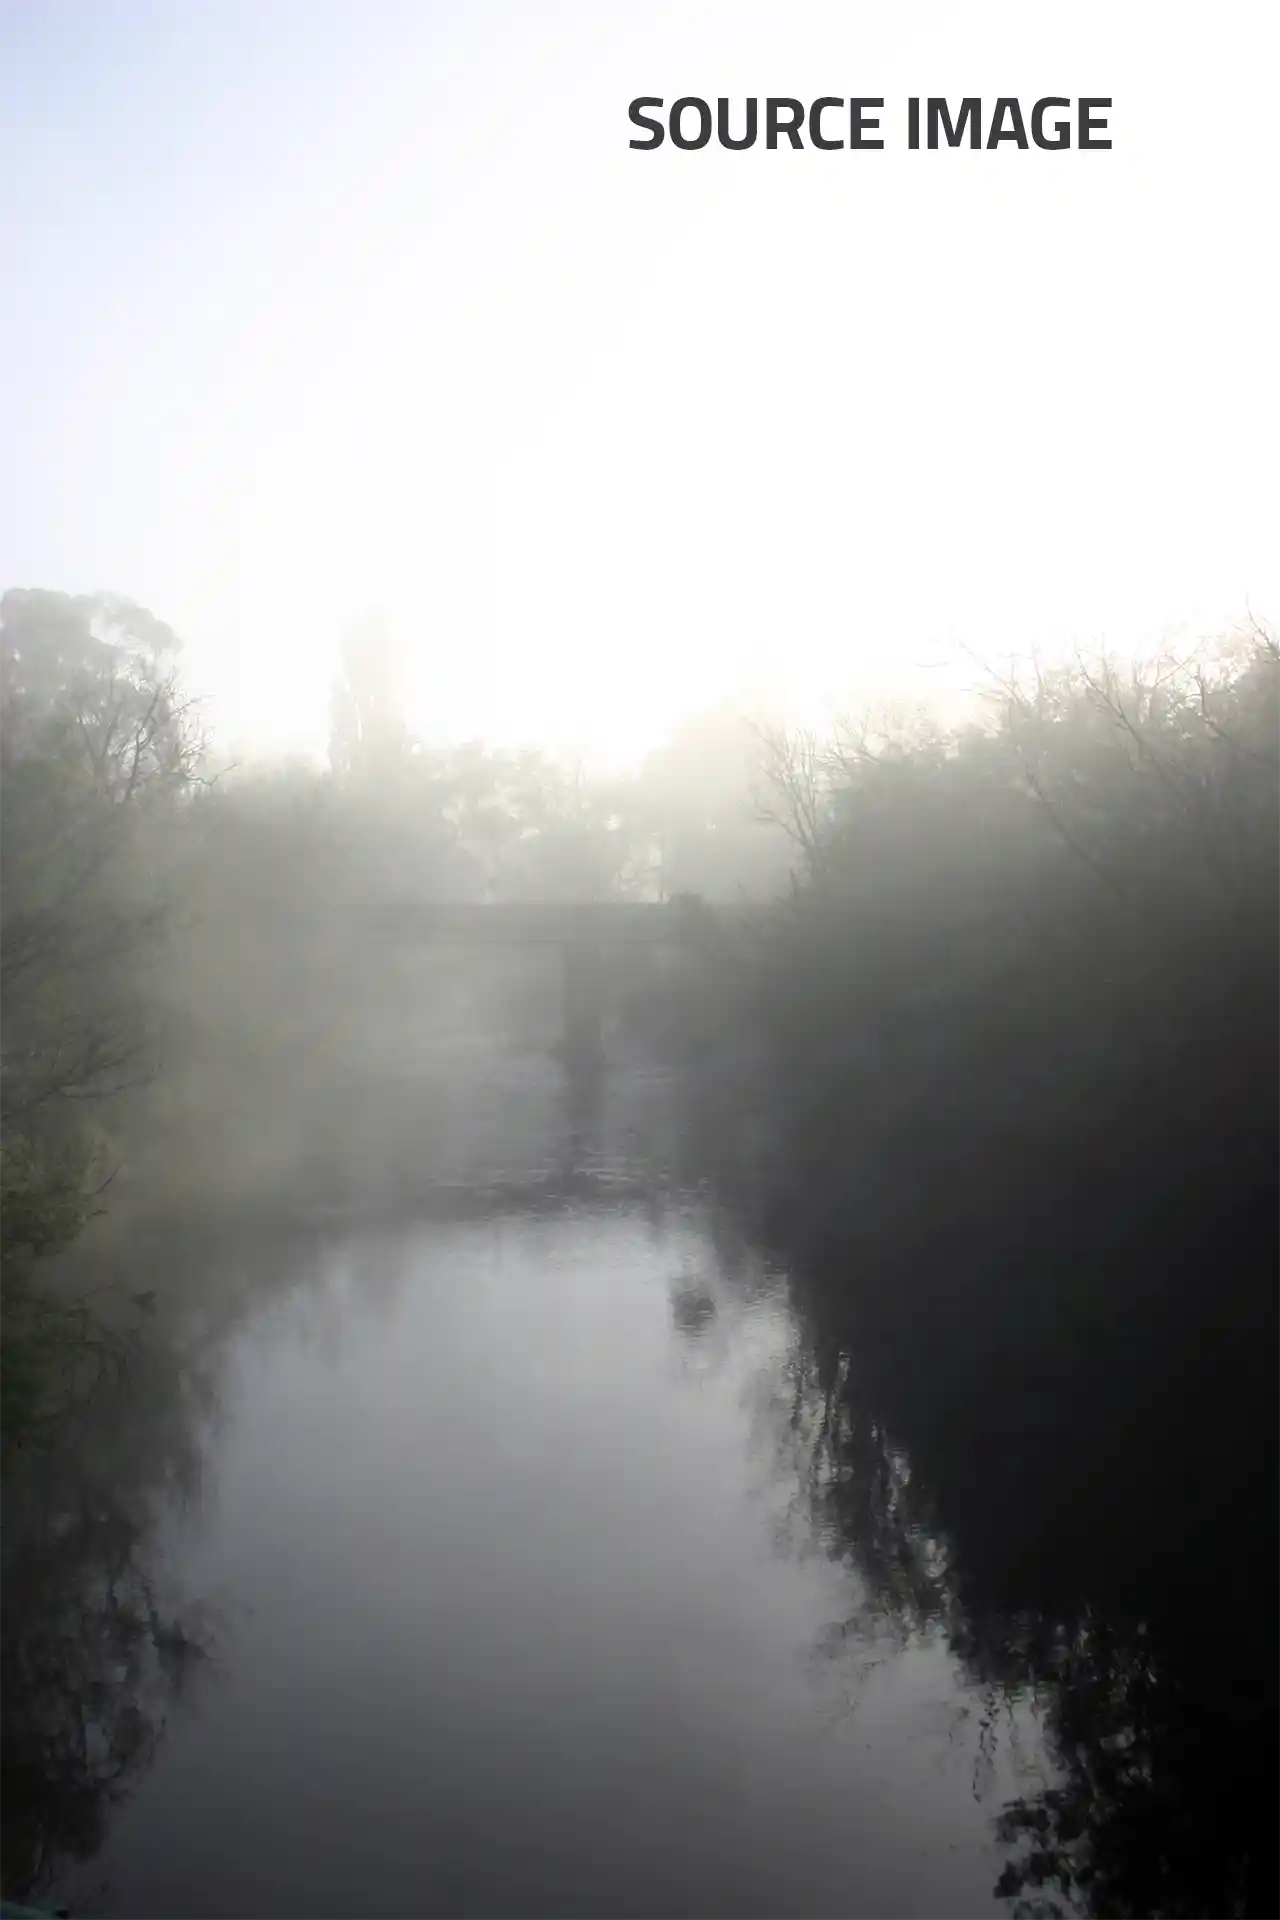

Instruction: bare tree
[749,721,832,881]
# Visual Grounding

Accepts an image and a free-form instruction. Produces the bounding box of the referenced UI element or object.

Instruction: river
[3,1056,1059,1918]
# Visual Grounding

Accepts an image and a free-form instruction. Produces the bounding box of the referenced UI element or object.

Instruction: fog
[6,1,1278,759]
[3,5,1279,1918]
[4,584,1275,1918]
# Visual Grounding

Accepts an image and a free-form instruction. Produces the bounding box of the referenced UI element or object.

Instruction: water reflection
[1,1331,217,1907]
[3,1064,1075,1918]
[773,1289,1278,1919]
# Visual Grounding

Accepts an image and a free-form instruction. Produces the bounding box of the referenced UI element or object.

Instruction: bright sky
[3,0,1277,764]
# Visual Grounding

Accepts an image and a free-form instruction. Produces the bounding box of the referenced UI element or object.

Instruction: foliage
[734,626,1279,1917]
[1,590,202,1457]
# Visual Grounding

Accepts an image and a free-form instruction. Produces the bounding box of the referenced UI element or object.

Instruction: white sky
[3,0,1278,764]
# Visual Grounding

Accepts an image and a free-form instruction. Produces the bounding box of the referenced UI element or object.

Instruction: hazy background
[4,0,1277,764]
[3,7,1278,1919]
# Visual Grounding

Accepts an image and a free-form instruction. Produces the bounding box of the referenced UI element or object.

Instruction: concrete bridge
[366,897,761,1067]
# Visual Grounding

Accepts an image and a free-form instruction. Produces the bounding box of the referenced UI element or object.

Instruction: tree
[327,610,411,783]
[638,703,795,901]
[1,589,203,1451]
[1,589,201,799]
[728,625,1278,1920]
[750,719,832,883]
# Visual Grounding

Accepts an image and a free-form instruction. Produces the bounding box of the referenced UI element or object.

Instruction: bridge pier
[367,897,761,1070]
[562,938,606,1070]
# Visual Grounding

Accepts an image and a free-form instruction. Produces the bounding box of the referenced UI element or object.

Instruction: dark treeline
[713,632,1279,1917]
[2,585,1277,1916]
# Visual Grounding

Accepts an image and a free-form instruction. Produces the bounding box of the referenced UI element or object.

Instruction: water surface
[4,1062,1052,1918]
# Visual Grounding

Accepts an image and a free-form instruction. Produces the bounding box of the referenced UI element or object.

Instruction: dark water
[1,1059,1068,1919]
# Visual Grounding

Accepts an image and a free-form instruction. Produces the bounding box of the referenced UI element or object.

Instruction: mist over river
[4,14,1276,1907]
[1,1054,1058,1920]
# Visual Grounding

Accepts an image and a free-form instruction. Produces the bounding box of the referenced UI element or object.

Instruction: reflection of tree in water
[779,1321,1277,1919]
[1,1328,218,1906]
[3,1157,741,1906]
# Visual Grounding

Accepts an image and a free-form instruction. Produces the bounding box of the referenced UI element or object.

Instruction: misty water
[3,1053,1060,1920]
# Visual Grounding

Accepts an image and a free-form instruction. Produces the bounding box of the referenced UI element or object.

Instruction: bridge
[366,897,765,1067]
